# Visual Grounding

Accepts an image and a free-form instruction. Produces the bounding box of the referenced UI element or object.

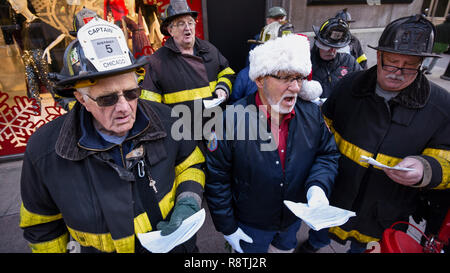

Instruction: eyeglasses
[268,74,307,85]
[380,54,420,75]
[83,88,141,107]
[171,20,196,29]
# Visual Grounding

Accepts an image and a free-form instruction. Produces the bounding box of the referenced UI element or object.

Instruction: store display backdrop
[0,91,64,156]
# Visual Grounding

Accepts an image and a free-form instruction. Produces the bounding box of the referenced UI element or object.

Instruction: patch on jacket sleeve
[207,131,218,152]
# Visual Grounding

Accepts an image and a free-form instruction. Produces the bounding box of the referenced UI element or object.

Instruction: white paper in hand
[284,200,355,231]
[360,155,414,171]
[203,97,225,109]
[137,209,206,253]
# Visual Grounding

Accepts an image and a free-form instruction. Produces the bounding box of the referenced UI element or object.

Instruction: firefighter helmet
[69,7,100,37]
[53,17,148,97]
[249,21,294,44]
[335,8,355,23]
[312,18,351,48]
[160,0,198,36]
[267,6,287,19]
[368,14,438,58]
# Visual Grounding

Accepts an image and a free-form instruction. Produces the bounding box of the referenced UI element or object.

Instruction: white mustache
[269,93,297,114]
[385,73,405,81]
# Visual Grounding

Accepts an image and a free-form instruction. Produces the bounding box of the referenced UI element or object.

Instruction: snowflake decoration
[0,91,64,156]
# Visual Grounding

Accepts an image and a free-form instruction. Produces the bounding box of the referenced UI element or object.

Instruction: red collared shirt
[255,91,296,171]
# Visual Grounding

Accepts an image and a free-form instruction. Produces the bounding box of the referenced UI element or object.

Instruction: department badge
[207,131,218,152]
[70,48,79,65]
[340,67,348,77]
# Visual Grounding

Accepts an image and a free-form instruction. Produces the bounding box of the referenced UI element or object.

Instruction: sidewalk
[1,54,449,253]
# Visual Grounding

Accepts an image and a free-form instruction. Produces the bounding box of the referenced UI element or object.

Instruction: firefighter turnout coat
[322,66,450,245]
[140,37,235,137]
[20,100,205,253]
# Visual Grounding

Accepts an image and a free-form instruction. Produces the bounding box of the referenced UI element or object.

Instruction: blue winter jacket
[205,93,340,235]
[229,66,258,104]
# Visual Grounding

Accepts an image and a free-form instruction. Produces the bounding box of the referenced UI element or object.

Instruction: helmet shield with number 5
[55,17,148,97]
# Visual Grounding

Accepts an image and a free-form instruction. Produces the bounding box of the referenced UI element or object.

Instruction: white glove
[224,227,253,253]
[306,186,329,208]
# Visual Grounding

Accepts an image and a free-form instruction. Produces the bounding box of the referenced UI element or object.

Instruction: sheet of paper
[284,200,356,231]
[360,155,414,171]
[203,97,225,109]
[137,209,206,253]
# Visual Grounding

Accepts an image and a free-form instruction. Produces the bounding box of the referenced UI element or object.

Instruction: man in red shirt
[205,34,339,253]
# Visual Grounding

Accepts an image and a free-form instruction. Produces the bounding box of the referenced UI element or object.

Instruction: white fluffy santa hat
[248,34,322,101]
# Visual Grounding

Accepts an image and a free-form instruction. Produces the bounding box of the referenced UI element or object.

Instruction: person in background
[335,8,368,69]
[423,14,450,76]
[311,17,362,99]
[140,0,235,142]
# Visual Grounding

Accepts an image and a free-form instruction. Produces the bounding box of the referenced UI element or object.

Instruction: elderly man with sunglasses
[19,17,205,253]
[298,15,450,253]
[205,34,339,253]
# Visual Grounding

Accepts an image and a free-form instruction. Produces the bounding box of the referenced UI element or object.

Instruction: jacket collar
[351,65,431,109]
[55,100,167,161]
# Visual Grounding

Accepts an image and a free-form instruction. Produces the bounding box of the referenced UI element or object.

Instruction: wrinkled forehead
[171,14,195,24]
[90,72,138,94]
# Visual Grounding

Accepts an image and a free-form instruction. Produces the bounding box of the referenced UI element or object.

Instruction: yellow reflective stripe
[217,77,232,91]
[320,20,330,32]
[329,226,379,244]
[68,100,77,110]
[68,227,116,252]
[175,146,205,176]
[356,54,368,64]
[210,81,217,92]
[19,203,62,228]
[176,167,205,188]
[112,235,135,253]
[217,67,235,78]
[74,79,97,88]
[159,187,176,220]
[67,227,134,253]
[163,86,212,104]
[423,148,450,161]
[134,212,152,234]
[159,167,205,219]
[322,114,335,133]
[374,153,403,170]
[423,148,450,189]
[137,75,145,84]
[29,233,69,253]
[140,89,162,103]
[333,131,373,167]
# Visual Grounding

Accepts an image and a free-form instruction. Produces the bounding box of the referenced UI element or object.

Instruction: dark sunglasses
[84,88,142,107]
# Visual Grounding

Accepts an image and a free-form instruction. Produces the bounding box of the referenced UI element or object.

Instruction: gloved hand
[306,186,329,208]
[157,196,200,236]
[223,227,253,253]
